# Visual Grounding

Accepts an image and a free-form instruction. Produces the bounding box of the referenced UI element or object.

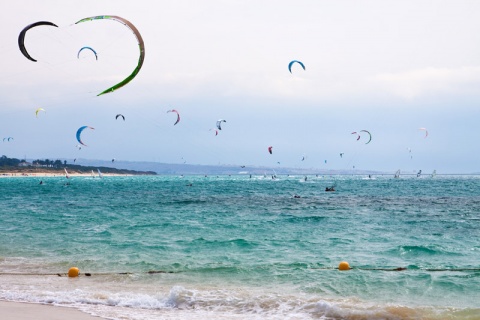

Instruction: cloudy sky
[1,0,479,173]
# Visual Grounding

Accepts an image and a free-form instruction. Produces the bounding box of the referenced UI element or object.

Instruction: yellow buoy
[68,267,80,277]
[338,261,350,271]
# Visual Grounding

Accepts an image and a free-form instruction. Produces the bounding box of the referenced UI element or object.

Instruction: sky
[1,0,480,173]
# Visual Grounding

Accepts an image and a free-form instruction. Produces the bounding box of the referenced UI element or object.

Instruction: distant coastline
[0,155,157,177]
[3,156,478,176]
[0,166,156,177]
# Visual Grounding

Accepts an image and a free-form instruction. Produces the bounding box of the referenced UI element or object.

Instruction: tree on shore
[0,155,155,175]
[53,160,62,168]
[0,155,21,166]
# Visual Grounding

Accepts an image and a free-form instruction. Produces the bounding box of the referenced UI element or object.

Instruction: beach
[0,170,135,178]
[0,301,100,320]
[0,172,132,177]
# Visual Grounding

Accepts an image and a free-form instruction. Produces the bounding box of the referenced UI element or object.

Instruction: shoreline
[0,172,134,177]
[0,301,102,320]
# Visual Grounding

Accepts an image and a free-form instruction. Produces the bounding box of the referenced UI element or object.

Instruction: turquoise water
[0,175,479,319]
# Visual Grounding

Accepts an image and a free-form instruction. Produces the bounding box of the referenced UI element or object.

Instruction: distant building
[18,162,32,167]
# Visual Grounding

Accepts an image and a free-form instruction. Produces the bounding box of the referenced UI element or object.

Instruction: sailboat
[97,169,103,179]
[394,169,400,178]
[91,170,95,178]
[431,170,437,178]
[64,168,70,179]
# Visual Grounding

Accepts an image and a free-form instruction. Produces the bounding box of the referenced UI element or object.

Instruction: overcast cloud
[1,0,479,173]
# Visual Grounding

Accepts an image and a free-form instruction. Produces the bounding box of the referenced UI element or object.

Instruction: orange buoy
[338,261,350,271]
[68,267,80,277]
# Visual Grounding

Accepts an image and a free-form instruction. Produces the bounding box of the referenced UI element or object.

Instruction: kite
[18,21,58,62]
[75,15,145,96]
[167,109,180,125]
[216,119,226,130]
[359,130,372,144]
[76,126,94,146]
[209,128,218,136]
[77,46,98,60]
[115,114,125,121]
[419,127,428,138]
[288,60,305,74]
[351,131,360,141]
[35,108,46,118]
[268,146,273,154]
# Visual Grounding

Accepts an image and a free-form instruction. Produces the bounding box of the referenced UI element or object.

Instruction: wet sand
[0,301,102,319]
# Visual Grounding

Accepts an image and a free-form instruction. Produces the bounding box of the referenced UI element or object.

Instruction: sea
[0,174,479,320]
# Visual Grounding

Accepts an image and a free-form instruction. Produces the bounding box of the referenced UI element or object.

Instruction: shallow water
[0,175,479,319]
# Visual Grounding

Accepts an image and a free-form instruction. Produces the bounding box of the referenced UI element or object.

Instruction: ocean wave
[1,284,478,320]
[394,245,456,256]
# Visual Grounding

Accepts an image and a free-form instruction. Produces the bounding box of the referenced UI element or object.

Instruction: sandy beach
[0,301,102,320]
[0,171,133,178]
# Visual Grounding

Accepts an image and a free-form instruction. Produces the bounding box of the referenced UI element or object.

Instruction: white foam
[0,274,473,320]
